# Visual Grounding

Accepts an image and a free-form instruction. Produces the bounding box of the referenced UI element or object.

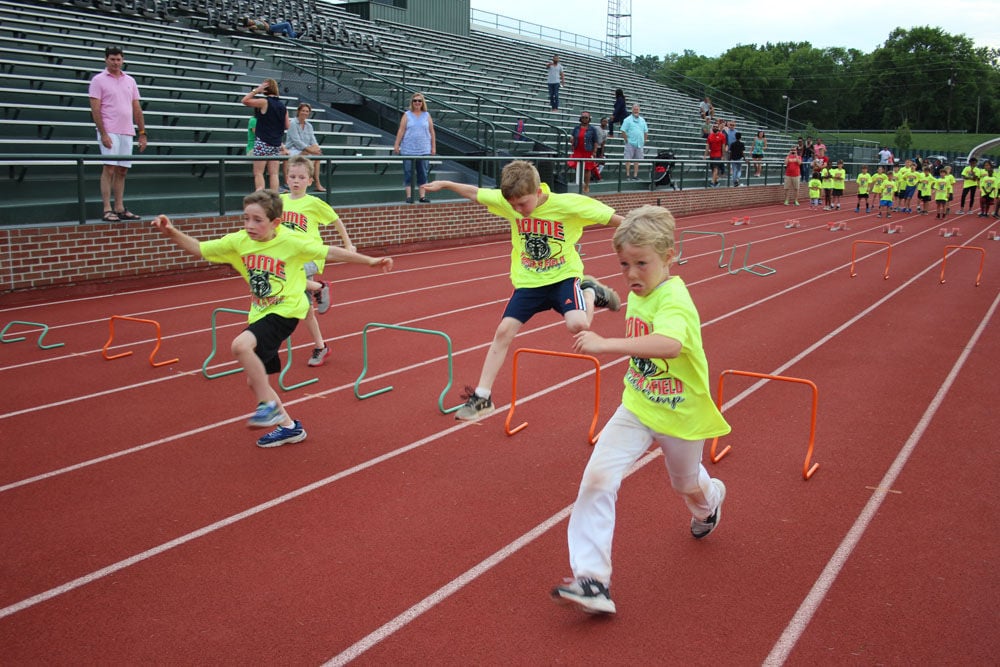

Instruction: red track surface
[1,202,998,665]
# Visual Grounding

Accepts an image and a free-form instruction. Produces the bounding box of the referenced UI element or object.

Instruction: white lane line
[762,289,1000,666]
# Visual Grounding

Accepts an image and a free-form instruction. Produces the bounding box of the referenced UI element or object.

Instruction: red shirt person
[706,126,727,187]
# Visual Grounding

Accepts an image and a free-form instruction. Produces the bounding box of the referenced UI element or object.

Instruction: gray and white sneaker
[551,577,616,614]
[454,386,494,421]
[691,479,726,539]
[581,275,621,311]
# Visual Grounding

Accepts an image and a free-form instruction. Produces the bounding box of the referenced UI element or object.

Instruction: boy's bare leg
[303,307,324,348]
[231,331,292,426]
[476,317,522,393]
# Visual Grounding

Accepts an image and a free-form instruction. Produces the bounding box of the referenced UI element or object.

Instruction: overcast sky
[470,0,1000,58]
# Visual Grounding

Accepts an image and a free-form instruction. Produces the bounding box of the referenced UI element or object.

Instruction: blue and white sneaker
[256,420,307,448]
[247,402,282,428]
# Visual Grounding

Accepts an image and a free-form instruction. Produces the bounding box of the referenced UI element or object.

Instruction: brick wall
[1,184,791,299]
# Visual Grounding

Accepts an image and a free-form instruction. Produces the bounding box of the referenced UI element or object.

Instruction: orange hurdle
[849,240,892,280]
[504,348,602,446]
[102,315,179,367]
[709,369,820,480]
[939,245,986,286]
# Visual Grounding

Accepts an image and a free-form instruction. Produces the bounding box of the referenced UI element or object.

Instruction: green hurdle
[354,322,462,415]
[1,320,64,349]
[676,230,729,267]
[202,307,317,391]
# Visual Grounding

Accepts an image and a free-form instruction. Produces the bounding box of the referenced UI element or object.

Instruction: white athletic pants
[567,404,722,585]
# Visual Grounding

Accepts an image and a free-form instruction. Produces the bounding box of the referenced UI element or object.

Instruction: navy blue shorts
[502,276,585,323]
[246,313,299,374]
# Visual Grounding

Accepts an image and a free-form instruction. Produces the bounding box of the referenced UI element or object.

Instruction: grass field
[819,132,997,154]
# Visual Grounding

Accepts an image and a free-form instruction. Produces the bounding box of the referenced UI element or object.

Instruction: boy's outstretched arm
[151,215,203,259]
[573,330,682,360]
[325,245,393,273]
[423,180,479,202]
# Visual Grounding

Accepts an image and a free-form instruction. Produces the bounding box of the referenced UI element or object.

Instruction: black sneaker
[454,386,494,421]
[691,479,726,539]
[580,275,621,311]
[551,577,616,614]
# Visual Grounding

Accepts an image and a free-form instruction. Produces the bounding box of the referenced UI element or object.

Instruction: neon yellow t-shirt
[961,165,979,189]
[856,172,872,195]
[880,181,896,202]
[830,168,846,191]
[902,170,920,188]
[979,173,998,199]
[620,276,730,440]
[933,177,951,201]
[821,167,833,189]
[945,173,956,193]
[477,183,615,288]
[200,225,328,323]
[871,173,887,194]
[917,173,933,197]
[808,178,822,199]
[281,193,339,272]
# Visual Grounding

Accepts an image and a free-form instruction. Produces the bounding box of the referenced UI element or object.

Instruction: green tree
[894,122,913,151]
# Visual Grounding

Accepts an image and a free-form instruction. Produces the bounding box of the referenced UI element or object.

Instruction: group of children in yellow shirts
[848,158,998,220]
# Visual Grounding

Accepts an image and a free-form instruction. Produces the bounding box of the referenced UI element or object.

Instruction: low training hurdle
[723,242,776,277]
[849,240,892,280]
[731,215,751,226]
[102,315,178,367]
[938,227,960,238]
[676,230,728,268]
[504,348,602,446]
[1,320,64,349]
[354,322,461,415]
[784,219,801,229]
[202,308,317,391]
[987,231,999,242]
[939,245,986,286]
[827,221,849,232]
[709,369,820,480]
[882,224,903,234]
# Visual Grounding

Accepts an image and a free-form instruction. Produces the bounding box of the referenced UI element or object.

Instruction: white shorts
[98,132,134,168]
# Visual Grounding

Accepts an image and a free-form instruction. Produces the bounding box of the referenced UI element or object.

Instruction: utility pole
[605,0,631,60]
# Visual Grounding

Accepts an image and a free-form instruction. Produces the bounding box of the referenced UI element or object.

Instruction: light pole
[783,95,817,132]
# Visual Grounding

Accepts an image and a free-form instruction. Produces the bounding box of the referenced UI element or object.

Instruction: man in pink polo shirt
[89,46,147,222]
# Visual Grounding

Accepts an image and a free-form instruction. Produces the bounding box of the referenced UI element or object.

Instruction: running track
[1,202,998,665]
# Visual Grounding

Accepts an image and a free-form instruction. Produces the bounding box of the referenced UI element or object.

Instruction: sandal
[116,209,142,221]
[101,210,120,222]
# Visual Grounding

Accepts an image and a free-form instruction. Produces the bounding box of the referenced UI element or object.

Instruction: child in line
[870,166,887,211]
[821,162,833,210]
[551,205,730,615]
[151,190,392,448]
[830,160,846,209]
[933,170,951,219]
[893,161,910,212]
[808,169,823,210]
[855,165,872,213]
[977,161,997,218]
[900,160,920,213]
[877,173,896,218]
[958,157,979,214]
[424,160,623,421]
[281,155,356,366]
[917,166,934,215]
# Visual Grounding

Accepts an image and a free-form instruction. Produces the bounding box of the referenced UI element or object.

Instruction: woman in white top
[285,102,326,191]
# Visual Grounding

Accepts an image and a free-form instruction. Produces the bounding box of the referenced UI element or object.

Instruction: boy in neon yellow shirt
[281,155,355,367]
[900,161,920,213]
[933,171,952,219]
[917,166,934,215]
[877,173,896,218]
[821,164,834,209]
[552,205,729,615]
[870,166,887,205]
[808,169,822,210]
[830,160,846,209]
[855,165,872,213]
[152,190,392,447]
[977,161,997,218]
[424,160,624,420]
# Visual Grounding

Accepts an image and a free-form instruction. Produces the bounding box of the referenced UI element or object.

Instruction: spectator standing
[241,78,289,192]
[783,148,802,206]
[610,88,627,134]
[705,121,727,188]
[89,45,146,222]
[800,137,814,182]
[958,157,979,214]
[878,146,894,165]
[751,130,767,177]
[285,102,326,192]
[594,117,609,159]
[620,104,648,181]
[569,112,599,194]
[728,132,746,187]
[546,55,565,111]
[393,92,436,203]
